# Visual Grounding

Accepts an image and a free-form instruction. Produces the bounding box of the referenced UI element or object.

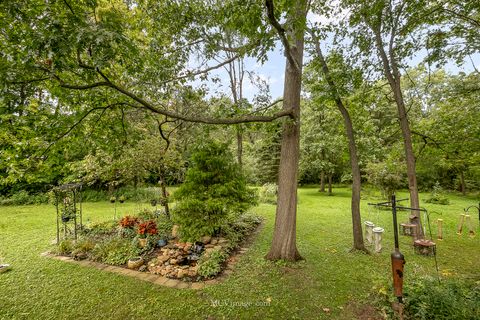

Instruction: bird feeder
[414,239,436,256]
[364,221,375,246]
[437,219,443,240]
[457,214,466,234]
[373,227,384,253]
[400,223,416,236]
[465,215,475,236]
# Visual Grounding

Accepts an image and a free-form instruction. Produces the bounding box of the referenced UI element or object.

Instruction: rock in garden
[217,238,228,244]
[177,269,188,278]
[201,236,212,244]
[210,239,218,245]
[138,265,147,272]
[205,244,215,249]
[170,259,178,265]
[158,255,169,263]
[172,225,179,238]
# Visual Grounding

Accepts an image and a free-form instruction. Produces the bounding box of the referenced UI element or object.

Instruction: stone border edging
[42,252,215,290]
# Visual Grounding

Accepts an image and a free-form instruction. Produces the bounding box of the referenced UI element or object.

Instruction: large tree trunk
[328,174,333,196]
[372,27,423,239]
[312,37,366,251]
[319,171,325,192]
[265,0,306,261]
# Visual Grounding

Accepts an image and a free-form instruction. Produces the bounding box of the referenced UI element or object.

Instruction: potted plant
[110,196,116,203]
[137,220,158,248]
[127,257,144,269]
[119,195,125,204]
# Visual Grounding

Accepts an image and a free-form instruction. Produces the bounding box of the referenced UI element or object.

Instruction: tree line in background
[0,0,479,260]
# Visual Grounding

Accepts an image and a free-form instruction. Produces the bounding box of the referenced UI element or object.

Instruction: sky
[188,9,479,105]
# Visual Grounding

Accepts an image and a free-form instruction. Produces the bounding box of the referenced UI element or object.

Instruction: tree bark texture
[319,171,325,192]
[328,174,333,196]
[265,0,306,261]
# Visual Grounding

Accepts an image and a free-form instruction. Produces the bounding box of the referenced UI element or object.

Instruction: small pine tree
[172,141,257,241]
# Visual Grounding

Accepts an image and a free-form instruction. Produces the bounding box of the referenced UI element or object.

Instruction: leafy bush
[197,248,228,278]
[137,220,158,237]
[425,182,450,205]
[259,183,278,204]
[0,190,49,205]
[71,238,96,259]
[56,239,74,255]
[403,277,480,319]
[173,141,257,241]
[221,213,262,250]
[365,159,406,200]
[81,220,118,238]
[155,215,173,239]
[119,216,139,228]
[91,237,140,265]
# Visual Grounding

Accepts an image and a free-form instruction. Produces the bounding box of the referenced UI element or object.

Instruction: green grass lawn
[0,187,479,319]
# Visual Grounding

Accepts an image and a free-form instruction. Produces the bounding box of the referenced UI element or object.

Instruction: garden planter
[127,257,144,269]
[157,239,167,247]
[138,238,147,248]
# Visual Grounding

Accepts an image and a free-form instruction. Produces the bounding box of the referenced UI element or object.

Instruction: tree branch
[162,54,239,84]
[39,103,119,158]
[106,81,293,124]
[265,0,300,72]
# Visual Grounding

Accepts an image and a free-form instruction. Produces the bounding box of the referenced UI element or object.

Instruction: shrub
[365,159,406,200]
[259,183,278,204]
[82,220,118,238]
[403,277,480,319]
[0,190,49,205]
[71,238,96,259]
[221,213,262,250]
[91,237,140,265]
[156,215,173,239]
[425,182,450,205]
[56,239,74,255]
[173,141,257,241]
[197,248,228,278]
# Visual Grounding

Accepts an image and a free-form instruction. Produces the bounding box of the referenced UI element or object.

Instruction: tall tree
[344,0,426,238]
[0,0,306,260]
[264,0,308,261]
[307,33,367,251]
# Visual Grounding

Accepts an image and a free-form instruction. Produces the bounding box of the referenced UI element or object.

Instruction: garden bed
[52,210,262,282]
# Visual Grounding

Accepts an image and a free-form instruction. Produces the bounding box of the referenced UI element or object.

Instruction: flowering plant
[119,215,139,229]
[137,220,158,238]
